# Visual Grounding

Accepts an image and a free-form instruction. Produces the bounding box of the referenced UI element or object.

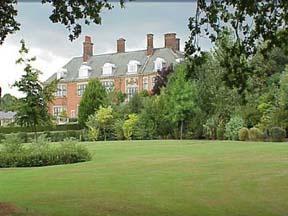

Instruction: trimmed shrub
[270,127,286,142]
[238,127,249,141]
[225,116,244,140]
[0,124,83,134]
[248,127,264,141]
[0,139,91,168]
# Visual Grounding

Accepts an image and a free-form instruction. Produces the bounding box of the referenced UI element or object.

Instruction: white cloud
[0,43,68,97]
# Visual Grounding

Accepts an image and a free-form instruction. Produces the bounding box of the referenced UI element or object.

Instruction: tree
[0,94,19,111]
[78,78,107,126]
[86,106,113,141]
[0,0,126,44]
[186,1,288,58]
[13,40,57,141]
[123,114,138,140]
[164,64,199,139]
[151,64,173,95]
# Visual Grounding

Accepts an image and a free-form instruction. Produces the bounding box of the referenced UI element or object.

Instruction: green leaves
[78,79,107,126]
[13,41,56,139]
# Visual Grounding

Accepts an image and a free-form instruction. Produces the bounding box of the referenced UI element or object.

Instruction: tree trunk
[104,128,106,141]
[180,120,183,140]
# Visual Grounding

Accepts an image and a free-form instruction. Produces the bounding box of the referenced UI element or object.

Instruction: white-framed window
[53,106,66,117]
[143,77,148,90]
[152,77,156,88]
[55,84,67,97]
[102,63,115,76]
[78,64,91,78]
[127,60,141,74]
[154,57,166,72]
[102,80,114,92]
[57,68,67,80]
[70,110,76,118]
[77,83,87,96]
[126,86,138,101]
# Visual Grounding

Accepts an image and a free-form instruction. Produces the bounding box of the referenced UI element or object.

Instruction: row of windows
[53,106,78,118]
[55,77,156,98]
[77,58,166,78]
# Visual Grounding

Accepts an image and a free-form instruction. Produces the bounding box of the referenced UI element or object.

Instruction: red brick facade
[48,33,182,121]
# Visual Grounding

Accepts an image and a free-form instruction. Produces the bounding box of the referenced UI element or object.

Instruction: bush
[113,119,125,140]
[216,126,225,140]
[225,116,244,140]
[18,132,28,143]
[1,135,23,153]
[248,127,264,141]
[123,114,139,140]
[0,124,83,134]
[0,139,91,168]
[0,133,5,143]
[270,127,286,142]
[238,127,249,141]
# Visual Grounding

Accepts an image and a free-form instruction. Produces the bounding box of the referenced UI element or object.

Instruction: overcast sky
[0,1,210,97]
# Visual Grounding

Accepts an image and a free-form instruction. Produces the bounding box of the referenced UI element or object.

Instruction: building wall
[49,72,157,119]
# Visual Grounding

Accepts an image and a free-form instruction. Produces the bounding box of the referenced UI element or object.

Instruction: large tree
[78,78,107,126]
[185,1,288,96]
[0,0,127,44]
[186,1,288,57]
[164,64,199,140]
[13,40,57,141]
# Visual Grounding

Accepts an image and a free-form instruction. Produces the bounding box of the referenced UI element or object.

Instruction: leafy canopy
[13,40,57,139]
[78,78,107,126]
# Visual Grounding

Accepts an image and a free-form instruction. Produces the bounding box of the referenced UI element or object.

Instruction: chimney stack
[83,36,93,62]
[176,38,180,51]
[164,33,177,51]
[117,38,126,53]
[146,34,154,56]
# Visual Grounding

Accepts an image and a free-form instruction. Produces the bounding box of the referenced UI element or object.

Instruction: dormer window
[78,63,91,78]
[127,60,141,74]
[154,57,166,72]
[57,68,67,80]
[102,63,115,76]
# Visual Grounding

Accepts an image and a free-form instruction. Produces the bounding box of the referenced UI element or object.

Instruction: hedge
[0,124,83,134]
[0,142,92,168]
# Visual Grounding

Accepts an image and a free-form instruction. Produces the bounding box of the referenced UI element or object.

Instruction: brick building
[46,33,184,121]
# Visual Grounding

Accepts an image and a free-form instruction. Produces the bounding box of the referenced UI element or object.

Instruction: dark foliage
[151,65,173,95]
[0,0,126,44]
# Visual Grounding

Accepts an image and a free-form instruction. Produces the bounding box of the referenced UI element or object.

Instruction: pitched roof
[45,48,184,83]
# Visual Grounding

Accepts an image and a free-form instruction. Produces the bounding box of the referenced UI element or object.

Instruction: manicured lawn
[0,140,288,216]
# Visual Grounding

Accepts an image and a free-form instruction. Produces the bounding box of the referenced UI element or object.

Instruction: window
[57,68,67,80]
[78,64,91,78]
[102,80,114,91]
[127,86,138,101]
[70,110,76,118]
[127,60,140,74]
[152,77,156,88]
[154,57,166,72]
[143,77,148,90]
[53,106,66,117]
[102,63,115,76]
[55,84,67,97]
[77,83,87,96]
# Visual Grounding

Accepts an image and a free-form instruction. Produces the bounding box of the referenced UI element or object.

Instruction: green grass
[0,140,288,216]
